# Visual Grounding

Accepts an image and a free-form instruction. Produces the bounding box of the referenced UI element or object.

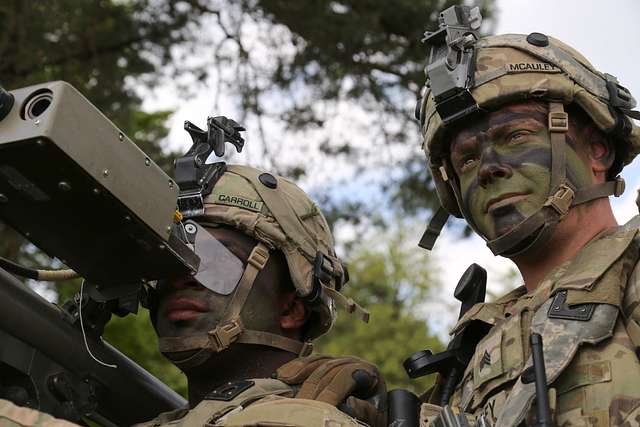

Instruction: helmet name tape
[506,63,560,73]
[216,194,264,212]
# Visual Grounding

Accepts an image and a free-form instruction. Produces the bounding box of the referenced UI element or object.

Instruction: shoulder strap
[495,298,619,427]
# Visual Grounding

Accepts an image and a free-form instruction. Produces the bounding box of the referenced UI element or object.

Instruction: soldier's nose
[478,149,512,187]
[170,276,202,290]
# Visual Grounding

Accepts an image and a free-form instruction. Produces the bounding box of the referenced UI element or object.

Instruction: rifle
[404,263,490,406]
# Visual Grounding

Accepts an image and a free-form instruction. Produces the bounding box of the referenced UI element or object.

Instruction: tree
[316,226,444,392]
[0,0,491,401]
[0,0,211,261]
[103,308,188,397]
[140,0,496,224]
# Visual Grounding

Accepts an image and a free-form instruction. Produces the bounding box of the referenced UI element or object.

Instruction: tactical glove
[276,355,387,427]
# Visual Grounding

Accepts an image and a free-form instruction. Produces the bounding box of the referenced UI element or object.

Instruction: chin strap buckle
[614,177,626,197]
[208,319,244,352]
[248,245,270,270]
[548,111,569,132]
[544,184,575,218]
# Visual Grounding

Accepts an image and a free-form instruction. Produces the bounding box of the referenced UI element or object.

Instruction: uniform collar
[449,215,640,335]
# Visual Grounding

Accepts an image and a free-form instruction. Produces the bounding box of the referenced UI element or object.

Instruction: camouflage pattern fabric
[134,378,367,427]
[419,34,640,220]
[421,217,640,426]
[0,399,79,427]
[199,164,365,339]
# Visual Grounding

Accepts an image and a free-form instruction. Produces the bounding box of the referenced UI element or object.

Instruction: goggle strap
[221,242,270,323]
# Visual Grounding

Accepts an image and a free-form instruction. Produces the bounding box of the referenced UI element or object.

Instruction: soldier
[0,164,385,427]
[415,5,640,426]
[137,164,387,426]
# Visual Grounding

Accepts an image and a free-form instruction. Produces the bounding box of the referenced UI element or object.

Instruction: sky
[141,0,640,336]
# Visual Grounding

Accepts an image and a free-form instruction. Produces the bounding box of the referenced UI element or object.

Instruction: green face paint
[449,104,593,240]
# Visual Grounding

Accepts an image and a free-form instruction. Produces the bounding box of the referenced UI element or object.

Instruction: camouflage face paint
[449,103,593,240]
[155,226,287,341]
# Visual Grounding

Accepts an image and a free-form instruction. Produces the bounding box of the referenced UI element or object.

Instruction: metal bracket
[605,73,636,109]
[547,290,595,321]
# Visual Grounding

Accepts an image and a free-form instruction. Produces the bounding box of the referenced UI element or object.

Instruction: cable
[79,280,117,369]
[0,256,38,279]
[0,255,79,281]
[37,269,79,281]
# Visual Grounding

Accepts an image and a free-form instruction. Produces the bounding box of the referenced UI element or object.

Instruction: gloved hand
[276,355,387,427]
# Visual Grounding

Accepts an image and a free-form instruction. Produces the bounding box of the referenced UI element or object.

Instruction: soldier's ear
[279,292,309,331]
[588,136,615,181]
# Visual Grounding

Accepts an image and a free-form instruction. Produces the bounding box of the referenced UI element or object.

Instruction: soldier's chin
[494,222,518,238]
[163,349,200,361]
[491,207,524,238]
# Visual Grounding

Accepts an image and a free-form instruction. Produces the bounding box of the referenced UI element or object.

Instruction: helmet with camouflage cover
[416,5,640,256]
[157,163,368,369]
[199,164,367,338]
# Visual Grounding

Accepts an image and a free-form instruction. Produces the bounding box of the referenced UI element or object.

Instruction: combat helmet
[416,5,640,257]
[157,162,368,369]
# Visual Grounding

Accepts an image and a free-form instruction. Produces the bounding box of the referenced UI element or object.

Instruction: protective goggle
[179,220,246,295]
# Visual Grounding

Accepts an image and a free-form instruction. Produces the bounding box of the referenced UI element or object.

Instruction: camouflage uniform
[416,6,640,427]
[0,399,77,427]
[135,379,367,427]
[422,218,640,426]
[140,165,382,427]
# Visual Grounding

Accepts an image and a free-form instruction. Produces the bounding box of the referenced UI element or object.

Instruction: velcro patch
[216,194,264,212]
[205,380,255,401]
[506,62,561,73]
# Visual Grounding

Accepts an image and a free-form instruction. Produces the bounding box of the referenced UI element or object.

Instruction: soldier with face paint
[135,164,387,427]
[415,5,640,427]
[0,164,386,427]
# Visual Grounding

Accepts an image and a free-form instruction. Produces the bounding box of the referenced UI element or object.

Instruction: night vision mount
[174,116,245,218]
[422,5,482,125]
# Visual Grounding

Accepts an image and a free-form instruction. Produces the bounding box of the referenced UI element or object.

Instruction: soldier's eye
[460,157,478,172]
[508,130,530,144]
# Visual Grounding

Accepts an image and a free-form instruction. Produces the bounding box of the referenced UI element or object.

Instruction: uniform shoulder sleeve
[220,396,365,426]
[622,257,640,349]
[0,398,79,427]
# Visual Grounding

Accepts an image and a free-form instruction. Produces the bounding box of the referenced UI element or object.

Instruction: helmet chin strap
[158,242,313,371]
[483,102,625,257]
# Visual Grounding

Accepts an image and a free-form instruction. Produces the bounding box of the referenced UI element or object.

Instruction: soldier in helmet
[137,164,386,427]
[415,5,640,426]
[0,163,385,427]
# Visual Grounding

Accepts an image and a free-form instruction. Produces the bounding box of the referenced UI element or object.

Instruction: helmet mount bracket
[174,116,245,218]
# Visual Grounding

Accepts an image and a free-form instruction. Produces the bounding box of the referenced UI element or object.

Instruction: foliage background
[0,0,496,400]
